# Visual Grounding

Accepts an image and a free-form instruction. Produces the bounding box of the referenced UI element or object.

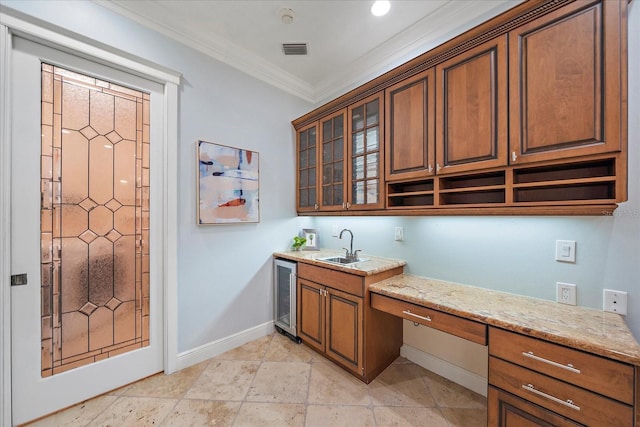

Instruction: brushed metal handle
[522,384,580,411]
[402,310,431,322]
[512,151,518,162]
[522,351,580,374]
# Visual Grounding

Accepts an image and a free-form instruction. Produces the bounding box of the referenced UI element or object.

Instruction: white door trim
[0,10,180,426]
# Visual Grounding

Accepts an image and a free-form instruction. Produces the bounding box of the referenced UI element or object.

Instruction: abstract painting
[197,140,259,224]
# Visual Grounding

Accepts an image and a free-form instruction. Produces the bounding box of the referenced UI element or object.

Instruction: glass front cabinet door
[348,92,385,210]
[319,110,347,210]
[297,122,318,212]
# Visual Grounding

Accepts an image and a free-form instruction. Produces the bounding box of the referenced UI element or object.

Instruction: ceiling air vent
[282,43,308,56]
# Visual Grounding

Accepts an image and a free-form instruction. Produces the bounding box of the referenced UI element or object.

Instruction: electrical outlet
[556,282,577,305]
[394,227,404,242]
[603,289,628,315]
[332,225,339,237]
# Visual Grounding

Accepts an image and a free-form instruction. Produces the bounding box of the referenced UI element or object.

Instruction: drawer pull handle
[522,384,580,411]
[522,351,581,374]
[402,310,431,322]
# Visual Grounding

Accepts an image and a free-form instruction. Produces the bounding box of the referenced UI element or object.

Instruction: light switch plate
[394,227,404,242]
[555,240,576,263]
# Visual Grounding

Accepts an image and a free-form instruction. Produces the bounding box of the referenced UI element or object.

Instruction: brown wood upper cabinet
[509,0,623,165]
[435,35,508,175]
[293,0,628,215]
[385,68,436,181]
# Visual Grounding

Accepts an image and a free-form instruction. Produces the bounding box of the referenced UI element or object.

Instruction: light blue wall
[313,0,640,340]
[2,0,312,352]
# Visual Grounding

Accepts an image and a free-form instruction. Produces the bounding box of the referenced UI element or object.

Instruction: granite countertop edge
[273,249,406,276]
[369,274,640,366]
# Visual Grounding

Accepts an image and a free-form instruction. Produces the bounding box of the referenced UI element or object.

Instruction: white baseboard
[401,344,487,397]
[175,321,275,371]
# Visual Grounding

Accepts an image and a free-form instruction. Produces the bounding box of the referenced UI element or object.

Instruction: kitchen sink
[318,256,368,265]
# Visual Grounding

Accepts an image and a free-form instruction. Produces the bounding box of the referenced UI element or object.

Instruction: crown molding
[94,0,316,103]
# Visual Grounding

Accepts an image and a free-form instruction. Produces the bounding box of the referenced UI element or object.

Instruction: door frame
[0,11,180,426]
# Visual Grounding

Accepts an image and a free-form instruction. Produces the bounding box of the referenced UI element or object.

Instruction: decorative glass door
[40,63,150,376]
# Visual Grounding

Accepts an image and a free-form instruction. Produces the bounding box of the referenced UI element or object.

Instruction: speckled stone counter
[273,249,406,277]
[369,274,640,366]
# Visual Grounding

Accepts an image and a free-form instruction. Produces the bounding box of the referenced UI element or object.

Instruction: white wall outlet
[556,282,577,305]
[555,240,576,263]
[603,289,628,315]
[394,227,404,242]
[332,225,339,237]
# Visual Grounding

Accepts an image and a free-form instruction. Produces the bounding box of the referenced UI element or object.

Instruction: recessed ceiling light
[371,1,391,17]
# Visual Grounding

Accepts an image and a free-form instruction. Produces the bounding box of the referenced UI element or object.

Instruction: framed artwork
[197,140,260,224]
[302,228,318,250]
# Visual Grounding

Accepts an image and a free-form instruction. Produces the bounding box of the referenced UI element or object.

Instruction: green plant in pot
[292,236,307,251]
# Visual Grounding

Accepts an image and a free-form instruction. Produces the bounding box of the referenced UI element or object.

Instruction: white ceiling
[97,0,523,104]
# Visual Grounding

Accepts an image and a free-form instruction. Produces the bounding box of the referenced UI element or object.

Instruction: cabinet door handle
[512,151,517,162]
[314,203,319,210]
[522,384,580,411]
[522,351,580,374]
[402,310,431,322]
[436,163,441,172]
[428,164,433,173]
[346,202,351,209]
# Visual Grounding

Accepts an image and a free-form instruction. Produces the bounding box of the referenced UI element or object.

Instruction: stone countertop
[273,249,406,277]
[369,274,640,366]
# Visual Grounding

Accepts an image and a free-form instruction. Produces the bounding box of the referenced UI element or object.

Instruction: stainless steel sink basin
[318,256,368,265]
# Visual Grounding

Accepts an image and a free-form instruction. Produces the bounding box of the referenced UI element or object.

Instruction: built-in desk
[369,274,640,426]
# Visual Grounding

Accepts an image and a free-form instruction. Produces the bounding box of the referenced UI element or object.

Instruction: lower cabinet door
[488,386,584,427]
[325,288,363,376]
[297,279,325,353]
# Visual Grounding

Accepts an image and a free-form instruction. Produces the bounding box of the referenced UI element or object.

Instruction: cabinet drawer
[298,263,363,297]
[489,327,634,404]
[490,356,633,427]
[370,293,486,345]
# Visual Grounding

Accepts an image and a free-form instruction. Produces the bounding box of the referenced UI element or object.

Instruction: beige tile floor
[26,333,487,426]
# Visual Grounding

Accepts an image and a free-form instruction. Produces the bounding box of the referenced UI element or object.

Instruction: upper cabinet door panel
[510,1,622,164]
[347,92,385,210]
[385,68,436,181]
[297,121,319,212]
[436,35,508,175]
[319,110,347,211]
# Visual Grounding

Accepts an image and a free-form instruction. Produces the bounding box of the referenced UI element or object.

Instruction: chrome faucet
[339,228,360,261]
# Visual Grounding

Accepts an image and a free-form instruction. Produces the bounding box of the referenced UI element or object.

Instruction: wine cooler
[273,259,300,342]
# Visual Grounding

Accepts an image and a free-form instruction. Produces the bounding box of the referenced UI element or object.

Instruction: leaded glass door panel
[40,63,150,375]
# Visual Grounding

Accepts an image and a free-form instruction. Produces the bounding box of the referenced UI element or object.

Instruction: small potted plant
[292,236,307,251]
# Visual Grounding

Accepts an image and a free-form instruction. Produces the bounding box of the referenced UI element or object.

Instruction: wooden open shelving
[385,156,620,213]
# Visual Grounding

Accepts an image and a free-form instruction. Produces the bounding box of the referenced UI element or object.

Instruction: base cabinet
[297,262,402,382]
[488,327,635,427]
[298,278,363,375]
